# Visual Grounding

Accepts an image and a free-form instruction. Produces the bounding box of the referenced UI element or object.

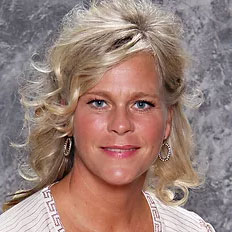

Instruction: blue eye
[88,99,107,108]
[134,101,154,110]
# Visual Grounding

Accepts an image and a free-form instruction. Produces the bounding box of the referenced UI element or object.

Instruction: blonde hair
[4,0,201,211]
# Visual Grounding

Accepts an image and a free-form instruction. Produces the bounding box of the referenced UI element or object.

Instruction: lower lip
[102,148,138,159]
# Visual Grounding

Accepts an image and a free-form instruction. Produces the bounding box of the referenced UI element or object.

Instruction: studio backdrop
[0,0,231,231]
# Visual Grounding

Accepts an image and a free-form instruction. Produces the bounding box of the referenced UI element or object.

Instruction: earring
[63,137,72,157]
[158,142,172,162]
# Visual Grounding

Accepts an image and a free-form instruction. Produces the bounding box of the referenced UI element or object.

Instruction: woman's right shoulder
[0,187,54,232]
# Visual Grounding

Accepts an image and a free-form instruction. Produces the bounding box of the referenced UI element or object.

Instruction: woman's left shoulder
[144,191,216,232]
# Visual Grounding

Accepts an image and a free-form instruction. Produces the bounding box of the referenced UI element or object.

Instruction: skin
[51,52,172,232]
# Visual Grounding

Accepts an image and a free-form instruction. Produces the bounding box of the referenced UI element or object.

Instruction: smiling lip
[101,145,140,159]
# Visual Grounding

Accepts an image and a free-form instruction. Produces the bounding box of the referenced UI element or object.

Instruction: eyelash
[134,100,155,111]
[87,99,107,109]
[87,98,155,111]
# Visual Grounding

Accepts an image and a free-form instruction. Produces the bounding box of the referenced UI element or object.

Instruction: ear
[164,106,173,140]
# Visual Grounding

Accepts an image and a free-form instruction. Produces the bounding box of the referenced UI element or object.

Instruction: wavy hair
[3,0,201,211]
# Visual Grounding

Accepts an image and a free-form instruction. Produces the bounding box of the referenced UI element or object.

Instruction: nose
[107,106,134,135]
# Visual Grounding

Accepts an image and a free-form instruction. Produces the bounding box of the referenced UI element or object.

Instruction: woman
[0,0,215,231]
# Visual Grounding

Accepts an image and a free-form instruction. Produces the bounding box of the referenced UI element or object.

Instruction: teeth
[105,148,136,152]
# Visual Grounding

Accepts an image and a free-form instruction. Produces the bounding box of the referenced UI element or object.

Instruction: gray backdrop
[0,0,231,231]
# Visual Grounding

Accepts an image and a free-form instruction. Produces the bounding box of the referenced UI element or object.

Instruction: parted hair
[4,0,201,211]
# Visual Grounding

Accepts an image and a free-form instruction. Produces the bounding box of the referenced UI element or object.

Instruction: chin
[100,168,142,186]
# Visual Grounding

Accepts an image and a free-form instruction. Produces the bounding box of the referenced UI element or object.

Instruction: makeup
[101,145,140,159]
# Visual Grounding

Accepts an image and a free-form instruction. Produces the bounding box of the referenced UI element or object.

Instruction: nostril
[111,128,131,135]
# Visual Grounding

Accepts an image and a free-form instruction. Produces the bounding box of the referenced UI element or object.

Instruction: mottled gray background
[0,0,231,231]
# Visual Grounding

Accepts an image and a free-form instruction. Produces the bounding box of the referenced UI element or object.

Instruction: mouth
[101,145,140,159]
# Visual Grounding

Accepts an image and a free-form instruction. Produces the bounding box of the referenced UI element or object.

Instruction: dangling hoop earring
[158,142,172,162]
[63,137,72,157]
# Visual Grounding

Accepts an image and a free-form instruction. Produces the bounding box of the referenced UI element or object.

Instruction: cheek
[134,114,167,143]
[73,109,107,145]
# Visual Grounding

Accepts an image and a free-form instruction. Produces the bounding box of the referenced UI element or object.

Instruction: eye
[87,99,107,108]
[134,100,155,110]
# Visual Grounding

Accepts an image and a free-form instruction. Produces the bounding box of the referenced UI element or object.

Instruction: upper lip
[101,145,140,150]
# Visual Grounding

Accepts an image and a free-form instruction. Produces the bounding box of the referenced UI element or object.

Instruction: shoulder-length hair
[4,0,201,211]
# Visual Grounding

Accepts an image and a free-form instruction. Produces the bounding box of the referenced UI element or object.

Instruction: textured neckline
[142,191,163,232]
[42,186,162,232]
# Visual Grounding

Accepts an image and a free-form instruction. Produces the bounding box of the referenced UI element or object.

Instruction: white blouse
[0,186,215,232]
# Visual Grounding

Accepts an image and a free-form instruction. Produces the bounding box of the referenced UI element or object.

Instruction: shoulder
[0,187,55,232]
[145,191,216,232]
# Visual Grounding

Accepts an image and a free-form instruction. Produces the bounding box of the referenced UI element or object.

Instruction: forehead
[87,52,162,96]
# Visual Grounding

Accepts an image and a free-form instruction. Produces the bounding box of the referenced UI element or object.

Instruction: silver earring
[63,137,72,157]
[158,142,172,162]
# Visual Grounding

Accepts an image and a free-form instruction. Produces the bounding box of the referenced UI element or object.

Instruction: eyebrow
[84,91,160,99]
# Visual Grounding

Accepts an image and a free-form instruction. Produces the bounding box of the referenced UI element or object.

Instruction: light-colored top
[0,186,215,232]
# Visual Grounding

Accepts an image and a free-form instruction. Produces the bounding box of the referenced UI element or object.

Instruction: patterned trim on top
[143,191,163,232]
[199,219,215,232]
[41,187,161,232]
[42,186,65,232]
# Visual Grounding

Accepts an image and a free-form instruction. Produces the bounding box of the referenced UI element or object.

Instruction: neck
[51,157,150,232]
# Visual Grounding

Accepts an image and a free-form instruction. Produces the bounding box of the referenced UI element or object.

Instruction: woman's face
[73,52,172,186]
